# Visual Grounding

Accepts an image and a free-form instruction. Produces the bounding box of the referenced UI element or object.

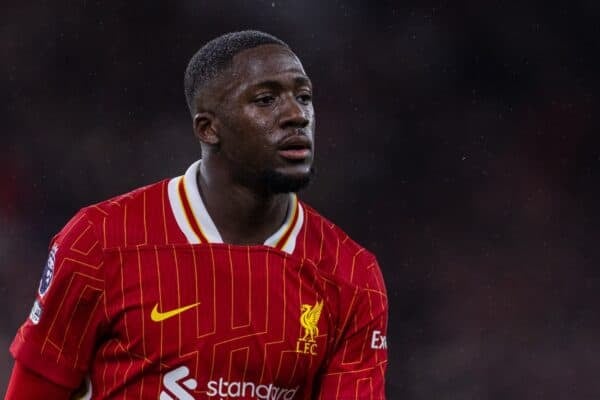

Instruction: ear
[193,112,220,145]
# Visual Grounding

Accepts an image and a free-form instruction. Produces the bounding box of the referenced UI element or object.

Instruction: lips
[277,135,312,161]
[278,148,311,160]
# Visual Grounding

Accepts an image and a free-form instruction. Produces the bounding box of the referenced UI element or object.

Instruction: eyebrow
[250,76,313,90]
[293,76,312,86]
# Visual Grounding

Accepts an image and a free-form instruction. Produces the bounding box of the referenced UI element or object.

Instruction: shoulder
[84,179,170,220]
[300,201,377,263]
[299,202,386,293]
[57,179,173,250]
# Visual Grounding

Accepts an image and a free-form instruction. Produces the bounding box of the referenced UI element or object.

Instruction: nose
[279,96,310,129]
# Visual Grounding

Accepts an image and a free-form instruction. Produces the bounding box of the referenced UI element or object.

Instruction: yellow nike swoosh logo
[150,302,201,322]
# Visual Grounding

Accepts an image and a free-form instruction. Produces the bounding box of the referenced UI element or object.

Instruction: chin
[262,167,315,194]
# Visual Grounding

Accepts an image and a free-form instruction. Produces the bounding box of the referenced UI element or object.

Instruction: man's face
[212,44,315,193]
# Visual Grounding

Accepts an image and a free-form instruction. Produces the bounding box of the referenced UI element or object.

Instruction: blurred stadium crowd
[2,1,600,398]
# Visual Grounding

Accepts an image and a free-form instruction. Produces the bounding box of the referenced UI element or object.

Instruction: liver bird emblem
[300,300,323,343]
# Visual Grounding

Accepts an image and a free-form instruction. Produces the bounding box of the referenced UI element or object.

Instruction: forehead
[227,44,309,87]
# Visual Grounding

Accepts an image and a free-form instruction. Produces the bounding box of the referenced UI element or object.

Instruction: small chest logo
[151,302,201,322]
[295,300,323,356]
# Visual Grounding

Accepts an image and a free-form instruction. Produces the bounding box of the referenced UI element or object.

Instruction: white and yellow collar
[168,160,304,254]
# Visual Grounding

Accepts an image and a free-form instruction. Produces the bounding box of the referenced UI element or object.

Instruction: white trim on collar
[167,160,304,254]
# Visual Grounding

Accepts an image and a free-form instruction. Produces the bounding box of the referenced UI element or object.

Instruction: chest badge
[296,300,323,356]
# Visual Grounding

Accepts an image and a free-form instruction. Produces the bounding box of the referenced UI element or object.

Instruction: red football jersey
[11,160,388,399]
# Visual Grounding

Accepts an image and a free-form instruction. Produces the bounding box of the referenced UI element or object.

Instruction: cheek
[235,114,276,153]
[221,113,273,160]
[242,106,275,133]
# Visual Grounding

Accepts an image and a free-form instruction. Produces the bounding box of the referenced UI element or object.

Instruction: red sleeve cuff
[10,336,85,389]
[5,361,72,400]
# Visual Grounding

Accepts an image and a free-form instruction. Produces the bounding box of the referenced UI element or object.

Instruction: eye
[254,94,276,106]
[297,92,312,105]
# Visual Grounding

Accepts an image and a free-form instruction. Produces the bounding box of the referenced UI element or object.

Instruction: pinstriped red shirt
[11,160,388,399]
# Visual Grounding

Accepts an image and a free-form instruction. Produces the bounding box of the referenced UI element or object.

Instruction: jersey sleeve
[317,256,389,399]
[10,210,107,389]
[5,361,73,400]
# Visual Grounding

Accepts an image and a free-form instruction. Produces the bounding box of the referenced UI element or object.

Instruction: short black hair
[184,30,290,116]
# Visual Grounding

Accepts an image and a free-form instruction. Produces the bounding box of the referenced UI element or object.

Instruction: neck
[197,158,290,245]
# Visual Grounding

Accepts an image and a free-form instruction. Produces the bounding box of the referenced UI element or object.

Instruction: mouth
[277,136,312,161]
[278,148,311,160]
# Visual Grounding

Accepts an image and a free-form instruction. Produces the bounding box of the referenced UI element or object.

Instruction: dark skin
[193,44,315,245]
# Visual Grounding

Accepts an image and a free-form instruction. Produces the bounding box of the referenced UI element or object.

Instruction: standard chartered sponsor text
[207,378,299,399]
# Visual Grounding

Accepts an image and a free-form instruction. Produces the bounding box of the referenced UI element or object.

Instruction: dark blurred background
[2,1,600,398]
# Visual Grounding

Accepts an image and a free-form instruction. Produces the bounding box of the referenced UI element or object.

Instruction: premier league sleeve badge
[38,244,58,297]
